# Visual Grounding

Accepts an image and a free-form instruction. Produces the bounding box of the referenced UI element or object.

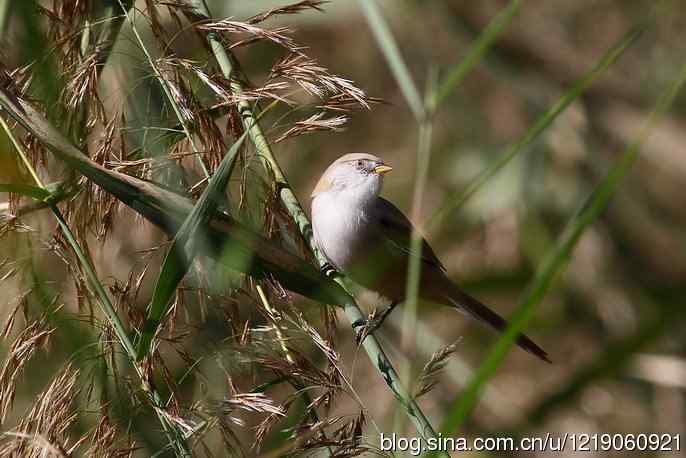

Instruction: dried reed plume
[0,314,55,423]
[0,365,81,458]
[270,53,373,109]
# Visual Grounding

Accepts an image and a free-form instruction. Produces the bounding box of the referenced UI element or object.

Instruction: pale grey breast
[312,191,375,272]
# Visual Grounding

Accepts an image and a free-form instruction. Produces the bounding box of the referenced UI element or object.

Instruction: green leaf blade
[430,0,521,112]
[358,0,425,121]
[0,183,51,200]
[136,131,249,360]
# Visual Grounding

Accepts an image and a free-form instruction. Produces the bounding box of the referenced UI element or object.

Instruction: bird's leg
[353,301,399,345]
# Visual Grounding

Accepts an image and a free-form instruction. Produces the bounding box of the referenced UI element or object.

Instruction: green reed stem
[184,0,444,450]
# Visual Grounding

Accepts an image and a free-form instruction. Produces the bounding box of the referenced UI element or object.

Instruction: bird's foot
[353,302,398,345]
[320,262,338,278]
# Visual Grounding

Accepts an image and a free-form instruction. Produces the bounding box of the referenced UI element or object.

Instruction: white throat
[311,185,379,271]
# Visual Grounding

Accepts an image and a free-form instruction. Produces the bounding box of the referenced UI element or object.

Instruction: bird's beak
[374,164,393,175]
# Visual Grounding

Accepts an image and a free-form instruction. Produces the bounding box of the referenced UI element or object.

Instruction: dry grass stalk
[63,51,106,129]
[0,290,30,340]
[85,413,137,458]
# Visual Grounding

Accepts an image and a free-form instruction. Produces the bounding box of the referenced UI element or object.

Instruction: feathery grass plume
[91,116,124,239]
[0,365,82,457]
[235,332,335,390]
[0,290,30,341]
[63,50,106,129]
[283,413,375,457]
[0,313,55,423]
[270,53,372,109]
[67,115,124,242]
[85,413,138,458]
[317,92,384,113]
[154,57,231,171]
[197,19,300,52]
[40,1,89,65]
[220,376,288,451]
[247,0,329,24]
[159,57,226,96]
[0,205,32,234]
[156,57,197,126]
[412,340,462,399]
[143,0,176,50]
[283,306,344,415]
[222,391,286,426]
[326,411,373,457]
[45,233,94,313]
[275,112,348,143]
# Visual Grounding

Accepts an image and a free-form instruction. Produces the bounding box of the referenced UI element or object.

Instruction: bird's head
[311,153,392,200]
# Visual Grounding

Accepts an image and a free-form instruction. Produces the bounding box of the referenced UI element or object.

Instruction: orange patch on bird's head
[311,175,333,197]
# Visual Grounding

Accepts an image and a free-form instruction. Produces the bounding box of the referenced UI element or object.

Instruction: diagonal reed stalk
[437,45,686,441]
[358,0,437,438]
[183,0,446,450]
[357,0,426,121]
[428,0,521,112]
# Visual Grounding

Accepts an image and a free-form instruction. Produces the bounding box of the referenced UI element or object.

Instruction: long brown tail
[432,282,551,363]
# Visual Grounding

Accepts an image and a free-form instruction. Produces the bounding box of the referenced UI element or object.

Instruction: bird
[311,152,550,363]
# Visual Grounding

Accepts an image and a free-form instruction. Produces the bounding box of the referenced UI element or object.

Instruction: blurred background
[1,0,685,456]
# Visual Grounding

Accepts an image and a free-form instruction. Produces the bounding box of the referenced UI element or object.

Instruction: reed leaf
[0,183,51,201]
[136,130,248,360]
[0,86,352,307]
[429,0,521,112]
[357,0,425,120]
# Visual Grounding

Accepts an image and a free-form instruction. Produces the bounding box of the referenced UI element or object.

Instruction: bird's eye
[356,160,364,168]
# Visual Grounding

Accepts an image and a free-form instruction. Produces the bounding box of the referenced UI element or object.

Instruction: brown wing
[374,197,447,273]
[374,199,550,363]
